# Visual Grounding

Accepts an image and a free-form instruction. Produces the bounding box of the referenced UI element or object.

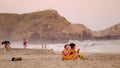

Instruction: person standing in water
[23,39,27,49]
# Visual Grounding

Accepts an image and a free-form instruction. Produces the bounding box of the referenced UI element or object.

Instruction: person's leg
[5,46,8,52]
[24,45,26,49]
[74,55,80,60]
[24,45,25,49]
[6,46,9,51]
[8,45,11,52]
[5,45,11,52]
[24,45,27,49]
[4,46,7,52]
[71,53,80,60]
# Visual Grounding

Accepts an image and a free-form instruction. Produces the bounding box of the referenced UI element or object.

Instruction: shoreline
[1,48,120,53]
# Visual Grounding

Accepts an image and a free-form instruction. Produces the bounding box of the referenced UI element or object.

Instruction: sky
[0,0,120,31]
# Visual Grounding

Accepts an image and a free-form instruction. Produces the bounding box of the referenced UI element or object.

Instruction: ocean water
[11,40,120,53]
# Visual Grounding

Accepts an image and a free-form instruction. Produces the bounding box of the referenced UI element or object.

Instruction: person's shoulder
[62,49,66,52]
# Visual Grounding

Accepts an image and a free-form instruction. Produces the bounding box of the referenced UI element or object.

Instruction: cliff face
[101,23,120,36]
[93,23,120,40]
[0,10,93,43]
[61,24,93,40]
[0,13,20,39]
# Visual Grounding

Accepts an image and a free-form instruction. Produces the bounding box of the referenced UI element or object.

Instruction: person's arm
[64,49,72,56]
[77,48,80,53]
[71,53,80,60]
[0,43,1,47]
[66,50,72,55]
[61,50,66,59]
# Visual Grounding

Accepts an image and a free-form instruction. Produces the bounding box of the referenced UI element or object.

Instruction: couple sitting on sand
[62,43,80,60]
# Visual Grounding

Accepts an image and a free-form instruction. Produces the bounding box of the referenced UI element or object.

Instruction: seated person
[1,41,11,52]
[61,44,71,60]
[69,43,80,60]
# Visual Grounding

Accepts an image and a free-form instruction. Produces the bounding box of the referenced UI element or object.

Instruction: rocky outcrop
[61,24,93,40]
[93,23,120,40]
[0,10,93,43]
[0,10,119,42]
[0,13,21,40]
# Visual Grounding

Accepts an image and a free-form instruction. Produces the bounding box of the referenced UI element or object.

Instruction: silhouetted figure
[23,39,27,49]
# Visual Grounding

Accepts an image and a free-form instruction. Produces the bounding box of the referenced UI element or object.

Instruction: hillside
[0,10,93,43]
[93,23,120,40]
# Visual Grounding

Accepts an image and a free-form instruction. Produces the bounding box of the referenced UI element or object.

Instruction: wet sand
[0,48,120,68]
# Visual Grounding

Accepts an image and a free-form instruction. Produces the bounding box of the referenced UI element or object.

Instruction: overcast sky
[0,0,120,31]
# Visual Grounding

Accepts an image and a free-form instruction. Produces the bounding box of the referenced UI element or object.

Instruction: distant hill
[93,23,120,40]
[0,10,93,43]
[0,10,119,43]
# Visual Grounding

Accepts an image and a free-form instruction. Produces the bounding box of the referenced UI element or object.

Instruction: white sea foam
[11,40,120,53]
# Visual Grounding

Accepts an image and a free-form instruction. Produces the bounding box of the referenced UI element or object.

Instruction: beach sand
[0,48,120,68]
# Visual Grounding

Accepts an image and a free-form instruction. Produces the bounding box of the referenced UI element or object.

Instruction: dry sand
[0,48,120,68]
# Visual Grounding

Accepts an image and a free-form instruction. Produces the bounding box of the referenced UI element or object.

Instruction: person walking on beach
[23,39,27,49]
[1,41,11,52]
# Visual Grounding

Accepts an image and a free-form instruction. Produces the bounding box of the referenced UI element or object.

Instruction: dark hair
[64,44,69,48]
[2,41,10,45]
[69,43,76,49]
